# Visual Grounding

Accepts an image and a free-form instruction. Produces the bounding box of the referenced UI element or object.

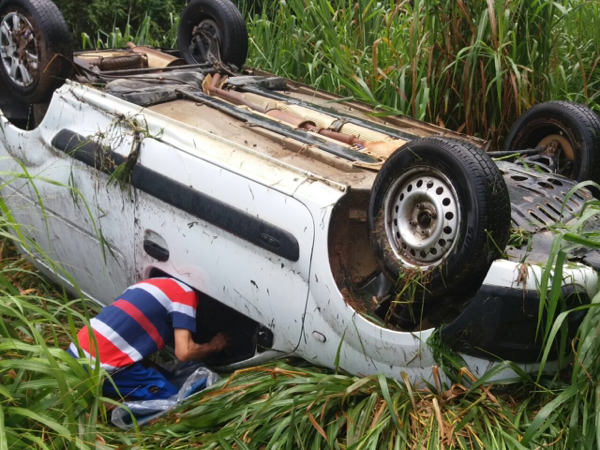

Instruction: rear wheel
[504,101,600,185]
[368,137,511,301]
[0,0,72,103]
[177,0,248,70]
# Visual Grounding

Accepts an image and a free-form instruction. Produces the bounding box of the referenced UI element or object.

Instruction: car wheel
[177,0,248,70]
[368,137,511,300]
[0,0,72,103]
[504,101,600,185]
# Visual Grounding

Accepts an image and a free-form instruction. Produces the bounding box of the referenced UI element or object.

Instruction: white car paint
[0,81,596,385]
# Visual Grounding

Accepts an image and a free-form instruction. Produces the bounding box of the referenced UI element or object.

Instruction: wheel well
[147,268,270,365]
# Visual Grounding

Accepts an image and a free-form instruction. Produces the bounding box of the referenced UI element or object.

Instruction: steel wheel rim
[383,166,460,268]
[0,12,38,87]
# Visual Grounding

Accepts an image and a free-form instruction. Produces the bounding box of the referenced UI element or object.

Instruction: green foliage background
[55,0,185,43]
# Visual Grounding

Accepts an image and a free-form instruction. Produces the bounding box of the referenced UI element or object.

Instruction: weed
[508,227,532,249]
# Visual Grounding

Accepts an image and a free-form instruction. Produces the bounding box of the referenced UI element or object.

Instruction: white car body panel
[0,81,597,384]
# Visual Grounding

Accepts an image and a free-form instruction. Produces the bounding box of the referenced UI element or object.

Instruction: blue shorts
[103,362,179,401]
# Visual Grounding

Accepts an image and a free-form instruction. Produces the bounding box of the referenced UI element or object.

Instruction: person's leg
[103,362,179,401]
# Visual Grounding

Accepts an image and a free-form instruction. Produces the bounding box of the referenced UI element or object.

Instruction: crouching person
[67,277,227,400]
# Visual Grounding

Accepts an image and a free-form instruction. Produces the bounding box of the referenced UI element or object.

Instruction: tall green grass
[529,181,600,449]
[129,362,543,449]
[0,170,114,449]
[245,0,600,148]
[81,13,180,49]
[0,236,111,449]
[57,0,186,46]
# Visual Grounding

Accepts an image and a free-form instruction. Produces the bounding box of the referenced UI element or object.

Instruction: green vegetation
[56,0,185,47]
[80,13,180,50]
[109,361,568,449]
[0,215,109,449]
[0,275,111,449]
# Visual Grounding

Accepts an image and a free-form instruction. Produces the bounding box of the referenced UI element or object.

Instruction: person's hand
[209,332,229,352]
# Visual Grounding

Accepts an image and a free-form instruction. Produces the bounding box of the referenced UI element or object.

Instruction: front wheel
[368,137,511,300]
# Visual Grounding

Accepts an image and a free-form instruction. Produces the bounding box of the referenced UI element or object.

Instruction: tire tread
[369,137,511,299]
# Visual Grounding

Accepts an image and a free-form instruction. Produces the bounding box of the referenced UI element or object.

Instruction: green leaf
[0,405,8,450]
[377,374,401,432]
[0,385,12,400]
[521,383,581,445]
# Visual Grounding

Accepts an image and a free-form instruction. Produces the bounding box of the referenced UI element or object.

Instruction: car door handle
[143,239,170,262]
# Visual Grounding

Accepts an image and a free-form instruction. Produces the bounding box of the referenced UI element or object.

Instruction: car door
[0,92,137,304]
[132,135,315,356]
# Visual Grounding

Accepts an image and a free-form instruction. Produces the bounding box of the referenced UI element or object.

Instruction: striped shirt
[68,278,198,372]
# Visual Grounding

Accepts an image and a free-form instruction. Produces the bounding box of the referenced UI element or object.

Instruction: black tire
[177,0,248,69]
[504,101,600,185]
[0,0,72,103]
[368,137,511,300]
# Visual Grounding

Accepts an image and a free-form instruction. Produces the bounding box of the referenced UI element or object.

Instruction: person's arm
[174,329,228,362]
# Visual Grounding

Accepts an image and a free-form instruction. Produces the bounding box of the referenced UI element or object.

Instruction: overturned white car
[1,0,599,383]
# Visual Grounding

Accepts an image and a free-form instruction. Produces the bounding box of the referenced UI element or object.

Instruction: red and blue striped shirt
[68,278,198,372]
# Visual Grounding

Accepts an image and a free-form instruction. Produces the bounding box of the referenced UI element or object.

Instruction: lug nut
[416,203,422,209]
[421,230,430,236]
[431,212,437,219]
[409,220,416,226]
